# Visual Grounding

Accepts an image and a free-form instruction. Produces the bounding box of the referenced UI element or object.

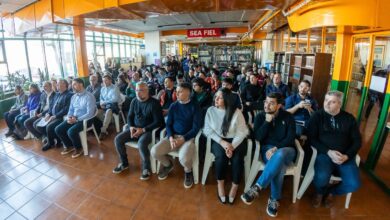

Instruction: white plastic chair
[156,128,201,184]
[113,94,127,133]
[124,125,160,174]
[297,147,360,209]
[244,139,304,203]
[79,110,101,156]
[201,136,253,185]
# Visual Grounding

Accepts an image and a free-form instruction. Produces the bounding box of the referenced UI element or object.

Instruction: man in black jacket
[241,92,296,217]
[40,79,73,151]
[309,91,361,208]
[112,82,164,181]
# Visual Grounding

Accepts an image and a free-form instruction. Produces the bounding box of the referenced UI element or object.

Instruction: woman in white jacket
[204,88,249,205]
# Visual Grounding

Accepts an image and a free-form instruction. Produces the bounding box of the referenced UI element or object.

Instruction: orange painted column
[73,17,89,78]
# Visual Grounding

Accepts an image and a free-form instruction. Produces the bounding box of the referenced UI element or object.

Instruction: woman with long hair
[203,88,249,204]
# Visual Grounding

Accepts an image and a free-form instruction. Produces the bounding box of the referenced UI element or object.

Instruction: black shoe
[217,193,226,204]
[140,169,151,180]
[184,171,194,189]
[158,162,174,180]
[266,198,279,217]
[228,196,235,205]
[41,143,52,151]
[112,163,129,174]
[241,184,260,205]
[5,130,13,137]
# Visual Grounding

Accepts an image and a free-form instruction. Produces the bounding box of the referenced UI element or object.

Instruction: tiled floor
[0,121,389,220]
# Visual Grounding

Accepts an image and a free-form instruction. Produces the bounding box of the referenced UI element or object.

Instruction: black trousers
[211,138,246,184]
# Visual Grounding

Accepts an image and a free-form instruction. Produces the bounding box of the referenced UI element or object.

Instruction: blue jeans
[15,113,29,129]
[313,153,361,195]
[255,145,296,200]
[55,120,92,150]
[4,110,19,130]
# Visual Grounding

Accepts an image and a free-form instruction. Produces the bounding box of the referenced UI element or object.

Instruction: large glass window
[44,40,62,79]
[4,40,29,80]
[27,40,46,83]
[60,41,76,77]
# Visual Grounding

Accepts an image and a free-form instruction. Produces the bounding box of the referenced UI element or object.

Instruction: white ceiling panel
[0,0,37,13]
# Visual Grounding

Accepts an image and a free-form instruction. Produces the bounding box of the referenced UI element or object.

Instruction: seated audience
[86,75,101,102]
[40,79,73,151]
[151,83,201,188]
[24,81,55,140]
[266,72,290,99]
[241,74,265,123]
[112,82,164,180]
[309,91,361,208]
[203,88,248,204]
[221,78,243,110]
[55,78,98,158]
[157,76,177,117]
[98,74,122,140]
[4,86,28,137]
[191,78,213,125]
[285,80,318,138]
[241,92,295,217]
[13,84,41,139]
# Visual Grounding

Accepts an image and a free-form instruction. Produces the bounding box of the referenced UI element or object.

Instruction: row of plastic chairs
[80,117,358,208]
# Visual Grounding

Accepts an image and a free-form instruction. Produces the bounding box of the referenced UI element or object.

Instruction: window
[4,40,29,79]
[60,41,76,77]
[113,43,119,57]
[27,40,46,83]
[44,40,62,79]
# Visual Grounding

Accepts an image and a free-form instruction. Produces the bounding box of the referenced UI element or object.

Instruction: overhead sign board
[187,28,222,38]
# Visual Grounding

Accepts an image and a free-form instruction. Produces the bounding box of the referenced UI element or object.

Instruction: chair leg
[92,125,101,144]
[150,156,157,174]
[292,174,300,203]
[244,155,251,184]
[345,193,352,209]
[201,155,213,185]
[156,161,160,174]
[245,162,260,191]
[113,114,120,133]
[193,154,199,184]
[297,172,314,199]
[79,131,88,156]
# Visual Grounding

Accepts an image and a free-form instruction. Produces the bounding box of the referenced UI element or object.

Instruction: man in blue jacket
[40,79,73,151]
[151,82,201,189]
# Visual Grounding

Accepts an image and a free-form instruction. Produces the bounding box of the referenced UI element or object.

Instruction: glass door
[344,37,371,160]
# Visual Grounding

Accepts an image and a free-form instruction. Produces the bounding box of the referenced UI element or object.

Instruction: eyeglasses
[263,100,277,106]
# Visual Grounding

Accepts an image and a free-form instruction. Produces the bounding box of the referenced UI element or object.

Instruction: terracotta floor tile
[58,167,86,186]
[0,202,15,219]
[132,193,172,219]
[54,188,88,212]
[0,180,24,200]
[71,173,103,193]
[92,179,126,201]
[25,174,56,193]
[5,164,31,179]
[100,203,134,220]
[18,196,52,220]
[35,204,71,220]
[6,149,34,163]
[22,155,46,168]
[5,211,27,220]
[0,174,14,188]
[73,195,110,219]
[33,159,56,174]
[14,168,42,186]
[39,180,72,202]
[44,165,64,180]
[113,183,147,209]
[0,158,21,173]
[5,187,36,210]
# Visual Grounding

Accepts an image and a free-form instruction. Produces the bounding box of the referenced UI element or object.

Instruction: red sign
[187,28,222,38]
